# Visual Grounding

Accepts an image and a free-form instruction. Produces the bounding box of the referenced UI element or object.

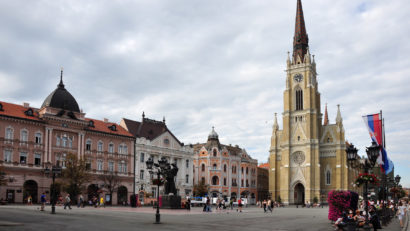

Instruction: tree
[99,171,120,205]
[193,181,209,197]
[61,153,90,203]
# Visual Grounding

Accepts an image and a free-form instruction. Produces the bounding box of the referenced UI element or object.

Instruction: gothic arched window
[296,89,303,110]
[326,170,331,185]
[212,176,219,185]
[201,164,205,172]
[224,164,227,172]
[213,149,217,157]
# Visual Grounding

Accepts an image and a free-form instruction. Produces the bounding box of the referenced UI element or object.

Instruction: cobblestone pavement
[0,205,401,231]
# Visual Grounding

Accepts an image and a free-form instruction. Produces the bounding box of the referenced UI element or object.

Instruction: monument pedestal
[161,194,181,209]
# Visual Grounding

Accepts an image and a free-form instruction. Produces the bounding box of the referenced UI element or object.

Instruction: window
[35,132,42,144]
[140,153,145,162]
[213,149,217,157]
[34,153,41,166]
[68,137,73,148]
[57,155,66,168]
[97,160,103,171]
[232,165,236,174]
[164,138,169,145]
[56,136,60,146]
[4,150,12,163]
[296,89,303,110]
[86,160,91,170]
[224,164,227,172]
[19,152,27,164]
[108,143,114,153]
[213,164,217,170]
[98,141,103,152]
[0,103,3,111]
[108,161,114,172]
[20,130,28,142]
[6,127,13,140]
[62,136,67,147]
[140,170,144,180]
[186,174,189,184]
[326,170,331,185]
[246,179,249,187]
[201,177,205,184]
[246,167,248,174]
[224,178,227,186]
[232,178,237,187]
[241,179,244,187]
[186,159,189,168]
[152,187,157,198]
[118,144,127,154]
[86,140,92,151]
[119,161,127,173]
[201,164,205,172]
[212,176,219,185]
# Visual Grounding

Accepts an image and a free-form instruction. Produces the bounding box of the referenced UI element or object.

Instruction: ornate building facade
[269,0,358,204]
[193,128,258,204]
[120,114,194,201]
[0,72,135,204]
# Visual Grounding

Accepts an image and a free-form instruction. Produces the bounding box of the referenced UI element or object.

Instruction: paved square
[0,205,401,231]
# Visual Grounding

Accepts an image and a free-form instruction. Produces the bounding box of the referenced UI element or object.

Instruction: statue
[164,163,178,195]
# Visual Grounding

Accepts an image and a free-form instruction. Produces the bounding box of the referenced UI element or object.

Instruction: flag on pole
[362,113,393,174]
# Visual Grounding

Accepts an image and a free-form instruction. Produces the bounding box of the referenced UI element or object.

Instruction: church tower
[269,0,322,204]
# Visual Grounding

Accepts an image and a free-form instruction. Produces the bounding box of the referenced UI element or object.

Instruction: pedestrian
[230,198,234,210]
[187,197,191,210]
[267,199,273,213]
[27,195,32,205]
[40,192,46,211]
[237,198,243,212]
[397,201,407,228]
[100,196,105,208]
[64,194,72,210]
[206,196,211,212]
[77,195,83,208]
[262,200,267,212]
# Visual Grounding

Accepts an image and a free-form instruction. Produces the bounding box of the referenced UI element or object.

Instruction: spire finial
[293,0,309,63]
[58,67,65,88]
[324,103,329,125]
[142,111,145,119]
[163,116,166,123]
[273,113,279,131]
[336,104,343,124]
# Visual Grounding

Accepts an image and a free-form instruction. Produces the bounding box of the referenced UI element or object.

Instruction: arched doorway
[230,192,237,200]
[23,180,38,203]
[87,184,99,202]
[294,183,305,205]
[117,186,128,205]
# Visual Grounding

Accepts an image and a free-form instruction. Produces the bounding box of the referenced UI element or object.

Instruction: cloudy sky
[0,0,409,187]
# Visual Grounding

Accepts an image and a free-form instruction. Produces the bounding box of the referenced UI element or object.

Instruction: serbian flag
[362,114,393,174]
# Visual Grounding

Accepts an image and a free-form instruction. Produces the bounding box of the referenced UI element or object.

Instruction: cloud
[0,0,409,187]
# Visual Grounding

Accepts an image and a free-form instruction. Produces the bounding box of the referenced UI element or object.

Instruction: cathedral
[269,0,358,205]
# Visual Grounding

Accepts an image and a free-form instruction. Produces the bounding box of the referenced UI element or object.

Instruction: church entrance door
[294,183,304,205]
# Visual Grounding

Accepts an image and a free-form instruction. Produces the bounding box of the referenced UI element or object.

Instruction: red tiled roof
[85,118,134,138]
[258,163,269,169]
[0,101,42,122]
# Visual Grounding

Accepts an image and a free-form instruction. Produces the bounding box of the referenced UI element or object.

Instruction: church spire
[323,103,329,125]
[336,104,343,124]
[273,113,279,131]
[58,67,65,88]
[293,0,309,63]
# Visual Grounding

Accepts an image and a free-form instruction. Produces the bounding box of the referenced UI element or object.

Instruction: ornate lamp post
[146,156,170,224]
[394,175,401,204]
[346,142,380,231]
[44,165,62,214]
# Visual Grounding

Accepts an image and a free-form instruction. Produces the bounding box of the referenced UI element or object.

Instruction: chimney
[23,102,30,108]
[104,118,109,123]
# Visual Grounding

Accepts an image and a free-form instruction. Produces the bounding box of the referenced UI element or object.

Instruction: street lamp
[146,156,170,224]
[44,165,62,214]
[346,141,380,231]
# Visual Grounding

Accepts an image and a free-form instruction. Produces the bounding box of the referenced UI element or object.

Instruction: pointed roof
[336,104,343,124]
[324,103,329,125]
[293,0,309,63]
[208,126,219,141]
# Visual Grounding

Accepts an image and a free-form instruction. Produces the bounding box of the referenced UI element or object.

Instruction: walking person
[64,194,72,210]
[77,195,84,208]
[262,200,267,213]
[237,198,243,212]
[397,201,407,229]
[100,196,105,208]
[40,192,46,211]
[230,198,234,210]
[27,195,32,205]
[206,196,211,212]
[267,199,273,213]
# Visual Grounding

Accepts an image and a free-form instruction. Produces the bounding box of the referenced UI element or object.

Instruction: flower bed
[327,190,359,221]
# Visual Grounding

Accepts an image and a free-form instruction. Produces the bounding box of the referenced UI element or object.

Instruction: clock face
[294,74,303,82]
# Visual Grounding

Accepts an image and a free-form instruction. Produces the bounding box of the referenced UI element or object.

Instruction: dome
[41,72,80,113]
[208,126,219,140]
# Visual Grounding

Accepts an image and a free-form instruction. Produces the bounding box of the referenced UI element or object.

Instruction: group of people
[202,197,245,212]
[333,199,408,230]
